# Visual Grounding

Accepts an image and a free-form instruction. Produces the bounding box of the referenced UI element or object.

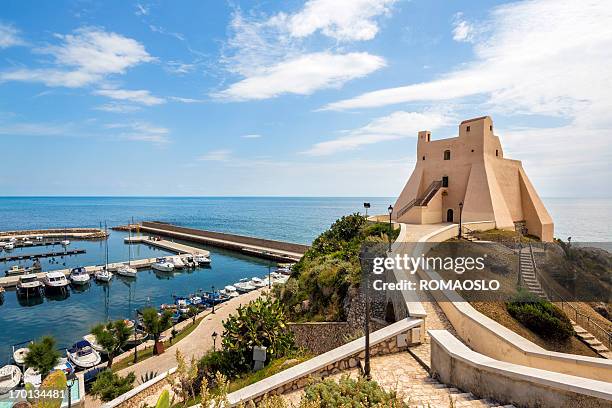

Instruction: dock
[0,249,86,263]
[137,221,308,262]
[0,238,209,288]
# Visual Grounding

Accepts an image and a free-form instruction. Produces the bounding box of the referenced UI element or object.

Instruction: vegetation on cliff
[275,214,398,322]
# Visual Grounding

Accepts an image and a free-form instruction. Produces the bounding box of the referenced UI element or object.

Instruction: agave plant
[140,371,159,384]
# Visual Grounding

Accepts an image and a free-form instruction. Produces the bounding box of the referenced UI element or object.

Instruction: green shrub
[303,375,408,407]
[506,290,574,341]
[90,370,136,402]
[24,336,61,376]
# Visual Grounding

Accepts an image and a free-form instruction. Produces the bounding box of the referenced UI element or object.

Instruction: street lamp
[458,202,464,239]
[66,371,77,408]
[387,205,393,252]
[363,202,371,218]
[211,331,218,351]
[211,285,215,314]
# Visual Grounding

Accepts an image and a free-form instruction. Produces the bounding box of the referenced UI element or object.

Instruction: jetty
[0,249,85,263]
[124,236,210,255]
[0,237,209,288]
[0,227,107,241]
[134,221,308,262]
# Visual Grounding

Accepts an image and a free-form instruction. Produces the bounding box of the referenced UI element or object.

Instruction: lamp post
[458,202,464,239]
[363,202,370,218]
[211,285,215,314]
[387,205,393,252]
[66,371,77,408]
[212,331,218,351]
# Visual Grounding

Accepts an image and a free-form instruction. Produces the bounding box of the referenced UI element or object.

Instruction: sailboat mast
[104,221,109,269]
[128,218,132,266]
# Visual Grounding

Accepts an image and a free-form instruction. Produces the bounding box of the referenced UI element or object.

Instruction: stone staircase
[573,323,612,359]
[518,247,548,299]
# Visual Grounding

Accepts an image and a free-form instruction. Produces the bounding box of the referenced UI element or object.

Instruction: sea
[0,196,610,363]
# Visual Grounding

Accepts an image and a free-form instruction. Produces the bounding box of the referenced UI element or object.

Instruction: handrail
[396,180,442,218]
[529,243,612,350]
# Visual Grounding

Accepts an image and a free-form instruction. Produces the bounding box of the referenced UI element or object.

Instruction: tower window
[490,125,493,131]
[466,126,471,132]
[422,156,425,160]
[443,150,451,160]
[442,176,449,187]
[471,149,474,152]
[496,149,499,157]
[427,134,431,142]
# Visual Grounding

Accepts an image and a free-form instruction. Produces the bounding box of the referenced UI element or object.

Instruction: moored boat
[61,240,70,246]
[94,267,114,282]
[0,365,22,393]
[43,271,70,290]
[194,254,211,265]
[17,274,43,297]
[3,242,14,250]
[13,347,29,365]
[171,256,186,269]
[67,340,101,369]
[250,277,266,288]
[221,285,239,298]
[6,265,26,276]
[82,334,106,353]
[152,257,174,272]
[23,367,42,387]
[69,267,90,285]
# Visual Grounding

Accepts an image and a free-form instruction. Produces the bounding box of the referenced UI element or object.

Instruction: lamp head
[387,205,393,214]
[459,202,463,208]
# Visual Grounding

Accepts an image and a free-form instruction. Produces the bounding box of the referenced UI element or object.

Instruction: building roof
[460,116,491,124]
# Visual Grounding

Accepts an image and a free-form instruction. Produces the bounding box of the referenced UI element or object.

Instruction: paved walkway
[282,352,511,408]
[87,288,267,407]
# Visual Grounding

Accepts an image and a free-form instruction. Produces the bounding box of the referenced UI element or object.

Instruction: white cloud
[95,103,142,113]
[241,134,262,139]
[106,122,170,144]
[165,61,196,75]
[214,52,385,101]
[324,0,612,119]
[198,149,232,161]
[452,12,476,43]
[0,121,71,136]
[0,27,153,88]
[272,0,397,42]
[0,22,25,48]
[94,88,165,105]
[135,3,149,16]
[303,110,452,156]
[168,96,204,104]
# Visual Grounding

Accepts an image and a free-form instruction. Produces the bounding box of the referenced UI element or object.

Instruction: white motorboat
[0,242,6,248]
[250,277,267,288]
[23,367,42,387]
[0,365,22,393]
[52,358,74,376]
[221,285,240,298]
[95,267,114,282]
[43,271,70,289]
[152,257,174,272]
[235,279,256,293]
[13,347,29,365]
[82,334,106,353]
[4,242,14,250]
[17,274,43,297]
[69,267,90,285]
[6,265,26,276]
[194,254,211,265]
[23,240,33,246]
[67,340,101,369]
[61,240,70,246]
[35,236,43,241]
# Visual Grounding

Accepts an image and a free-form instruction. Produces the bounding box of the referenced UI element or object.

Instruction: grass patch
[112,315,206,372]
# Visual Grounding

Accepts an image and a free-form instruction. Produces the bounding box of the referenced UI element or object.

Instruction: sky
[0,0,610,197]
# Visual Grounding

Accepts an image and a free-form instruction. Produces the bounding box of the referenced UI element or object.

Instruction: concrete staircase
[424,377,517,408]
[573,323,612,359]
[519,247,548,299]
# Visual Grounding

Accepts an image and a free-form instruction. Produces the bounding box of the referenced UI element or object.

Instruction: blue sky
[0,0,610,196]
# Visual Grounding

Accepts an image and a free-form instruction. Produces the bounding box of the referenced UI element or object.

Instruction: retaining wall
[430,330,612,408]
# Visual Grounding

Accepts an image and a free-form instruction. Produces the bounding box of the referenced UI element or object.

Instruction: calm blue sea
[0,196,610,363]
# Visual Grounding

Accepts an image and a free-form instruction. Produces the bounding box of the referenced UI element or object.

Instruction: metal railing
[528,243,612,350]
[396,180,442,218]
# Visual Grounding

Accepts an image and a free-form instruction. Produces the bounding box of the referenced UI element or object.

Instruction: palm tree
[92,319,132,368]
[24,336,61,376]
[141,308,172,355]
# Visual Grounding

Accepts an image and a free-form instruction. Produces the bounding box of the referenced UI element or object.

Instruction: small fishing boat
[69,267,90,285]
[235,279,256,293]
[43,271,70,290]
[221,285,239,298]
[67,340,101,369]
[152,257,174,272]
[17,274,43,297]
[250,277,267,288]
[6,265,26,276]
[13,347,29,365]
[82,334,106,353]
[94,267,113,282]
[194,254,211,265]
[0,365,22,393]
[61,240,70,246]
[23,367,42,387]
